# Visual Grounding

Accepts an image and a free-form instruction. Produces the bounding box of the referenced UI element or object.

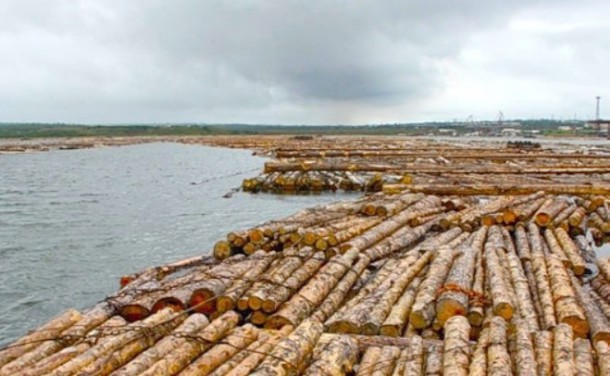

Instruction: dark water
[0,143,352,345]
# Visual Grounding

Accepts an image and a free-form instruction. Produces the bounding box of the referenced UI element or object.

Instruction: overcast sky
[1,1,609,125]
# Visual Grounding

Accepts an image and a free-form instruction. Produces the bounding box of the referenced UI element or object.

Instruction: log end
[119,305,150,322]
[189,290,217,314]
[151,297,186,314]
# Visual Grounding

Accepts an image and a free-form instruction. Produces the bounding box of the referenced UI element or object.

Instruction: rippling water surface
[0,143,353,344]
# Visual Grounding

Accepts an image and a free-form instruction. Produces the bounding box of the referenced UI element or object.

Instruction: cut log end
[119,305,150,322]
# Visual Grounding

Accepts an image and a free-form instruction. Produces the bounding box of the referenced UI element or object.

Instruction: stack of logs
[241,146,610,195]
[2,191,610,375]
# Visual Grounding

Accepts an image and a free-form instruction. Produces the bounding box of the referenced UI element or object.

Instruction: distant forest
[0,119,590,138]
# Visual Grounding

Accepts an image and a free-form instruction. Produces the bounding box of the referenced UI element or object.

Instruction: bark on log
[224,326,293,376]
[179,324,259,376]
[15,316,126,376]
[410,248,459,329]
[302,335,359,376]
[250,319,323,376]
[380,273,425,337]
[137,311,240,376]
[356,346,381,376]
[487,316,512,376]
[403,335,425,376]
[528,223,557,329]
[468,327,489,376]
[552,323,575,376]
[111,313,209,376]
[0,309,82,368]
[484,227,514,320]
[511,319,537,376]
[437,227,487,325]
[45,308,177,376]
[266,249,361,329]
[554,228,586,275]
[73,311,185,376]
[573,338,594,376]
[216,251,276,313]
[545,255,588,337]
[534,331,553,376]
[442,316,471,376]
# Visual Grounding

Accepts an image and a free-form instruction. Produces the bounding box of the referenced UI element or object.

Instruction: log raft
[3,137,610,375]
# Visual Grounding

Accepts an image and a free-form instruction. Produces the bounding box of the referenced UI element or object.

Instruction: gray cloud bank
[0,1,608,124]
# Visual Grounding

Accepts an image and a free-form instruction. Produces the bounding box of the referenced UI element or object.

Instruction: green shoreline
[0,120,602,138]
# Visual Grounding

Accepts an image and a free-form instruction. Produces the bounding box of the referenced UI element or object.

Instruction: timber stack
[2,190,610,374]
[2,136,610,375]
[238,141,610,194]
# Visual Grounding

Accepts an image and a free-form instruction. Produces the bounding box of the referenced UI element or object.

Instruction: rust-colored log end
[151,297,186,314]
[120,305,150,322]
[264,316,293,330]
[189,290,217,315]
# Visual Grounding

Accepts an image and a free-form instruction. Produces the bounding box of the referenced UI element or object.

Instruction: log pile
[238,141,610,194]
[3,187,610,375]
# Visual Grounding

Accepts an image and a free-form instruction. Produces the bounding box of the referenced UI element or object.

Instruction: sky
[1,1,609,125]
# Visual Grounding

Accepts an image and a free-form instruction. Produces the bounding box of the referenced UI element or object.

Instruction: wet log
[250,319,323,376]
[180,324,259,376]
[442,316,471,376]
[137,311,240,376]
[552,323,575,375]
[302,335,359,376]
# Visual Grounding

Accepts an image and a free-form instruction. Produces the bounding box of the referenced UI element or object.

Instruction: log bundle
[3,188,610,375]
[3,136,610,375]
[236,139,610,194]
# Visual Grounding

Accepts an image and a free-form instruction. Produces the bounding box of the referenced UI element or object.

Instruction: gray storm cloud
[0,0,607,123]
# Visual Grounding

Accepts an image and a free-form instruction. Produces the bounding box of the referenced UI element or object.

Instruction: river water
[0,143,353,345]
